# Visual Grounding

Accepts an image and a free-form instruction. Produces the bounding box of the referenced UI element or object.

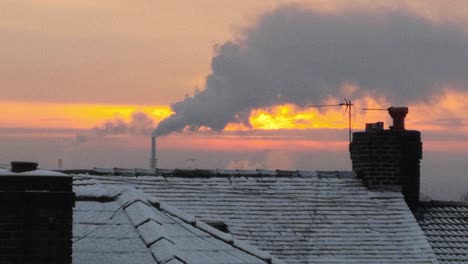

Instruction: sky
[0,0,467,200]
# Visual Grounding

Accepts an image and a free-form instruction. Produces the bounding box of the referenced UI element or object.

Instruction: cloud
[155,5,468,136]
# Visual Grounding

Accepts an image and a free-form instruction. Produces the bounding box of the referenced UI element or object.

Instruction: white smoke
[76,112,154,143]
[156,5,468,136]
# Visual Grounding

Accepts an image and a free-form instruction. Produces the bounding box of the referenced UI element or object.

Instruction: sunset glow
[406,90,468,132]
[1,89,465,135]
[0,101,172,129]
[223,96,389,131]
[223,90,467,133]
[1,0,466,202]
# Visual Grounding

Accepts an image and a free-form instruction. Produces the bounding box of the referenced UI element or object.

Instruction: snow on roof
[417,201,468,264]
[73,196,155,264]
[0,168,67,177]
[73,184,276,264]
[71,169,439,264]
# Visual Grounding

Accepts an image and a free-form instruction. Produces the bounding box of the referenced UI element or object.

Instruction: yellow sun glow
[0,90,465,135]
[0,101,173,129]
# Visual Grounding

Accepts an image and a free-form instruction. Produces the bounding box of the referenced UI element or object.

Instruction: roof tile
[73,184,271,264]
[417,201,468,264]
[72,170,438,263]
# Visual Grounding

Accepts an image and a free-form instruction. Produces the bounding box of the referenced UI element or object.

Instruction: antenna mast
[362,108,388,111]
[309,98,354,143]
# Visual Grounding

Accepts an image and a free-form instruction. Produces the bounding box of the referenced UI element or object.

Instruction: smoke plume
[156,5,468,136]
[76,112,154,143]
[94,112,154,137]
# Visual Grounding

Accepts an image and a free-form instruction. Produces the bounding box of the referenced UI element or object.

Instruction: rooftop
[417,201,468,264]
[73,184,278,264]
[71,168,438,264]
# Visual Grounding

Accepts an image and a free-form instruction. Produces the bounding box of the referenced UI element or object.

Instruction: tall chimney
[0,162,75,263]
[150,135,157,169]
[349,108,422,210]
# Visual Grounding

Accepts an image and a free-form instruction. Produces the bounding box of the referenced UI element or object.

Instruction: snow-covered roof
[417,201,468,264]
[0,168,66,176]
[71,169,438,264]
[73,184,276,264]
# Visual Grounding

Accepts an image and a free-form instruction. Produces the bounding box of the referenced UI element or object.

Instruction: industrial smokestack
[150,135,157,169]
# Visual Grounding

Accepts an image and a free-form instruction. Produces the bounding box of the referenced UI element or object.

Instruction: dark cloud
[156,5,468,136]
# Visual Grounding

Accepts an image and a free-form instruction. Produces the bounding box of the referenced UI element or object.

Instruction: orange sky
[0,101,172,129]
[2,0,468,104]
[0,1,467,168]
[0,89,465,131]
[1,1,467,201]
[1,1,466,128]
[0,89,465,154]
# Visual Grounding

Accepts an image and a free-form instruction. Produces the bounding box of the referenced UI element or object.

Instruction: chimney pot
[388,107,408,131]
[11,161,38,173]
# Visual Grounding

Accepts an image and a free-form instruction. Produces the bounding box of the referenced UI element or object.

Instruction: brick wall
[350,130,422,210]
[0,175,75,264]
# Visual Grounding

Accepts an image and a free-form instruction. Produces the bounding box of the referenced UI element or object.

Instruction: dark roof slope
[72,169,438,264]
[417,201,468,264]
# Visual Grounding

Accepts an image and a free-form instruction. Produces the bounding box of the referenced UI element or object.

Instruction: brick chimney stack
[349,108,422,210]
[0,162,75,264]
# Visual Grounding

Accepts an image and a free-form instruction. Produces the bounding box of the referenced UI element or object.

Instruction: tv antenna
[309,98,354,143]
[362,107,389,111]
